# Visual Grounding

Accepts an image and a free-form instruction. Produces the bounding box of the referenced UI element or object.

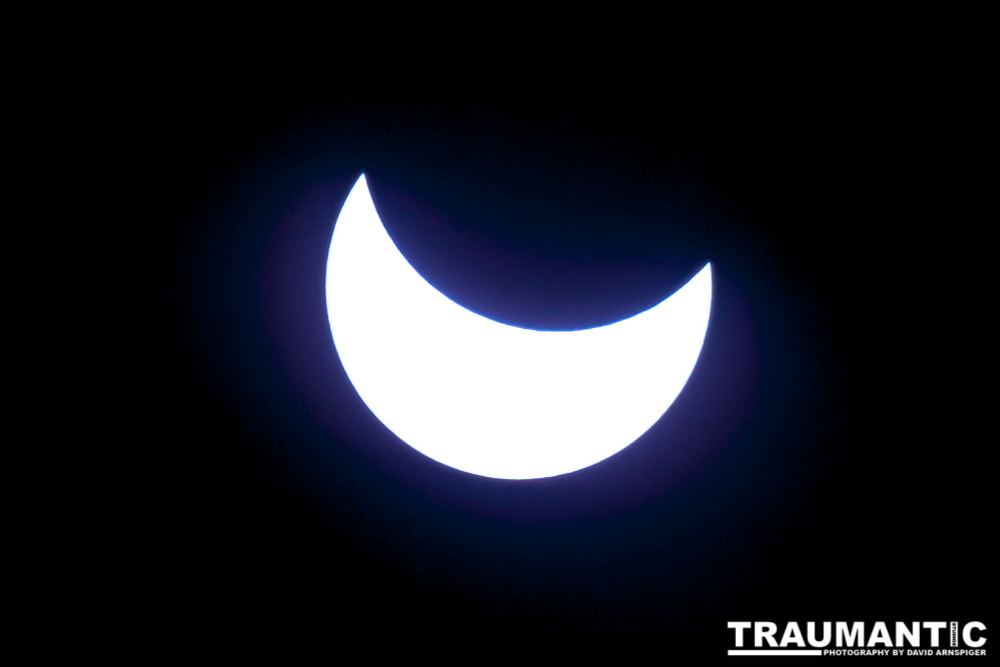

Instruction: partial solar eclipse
[325,175,712,479]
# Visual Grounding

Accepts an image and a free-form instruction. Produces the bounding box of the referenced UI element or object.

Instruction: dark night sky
[145,63,990,659]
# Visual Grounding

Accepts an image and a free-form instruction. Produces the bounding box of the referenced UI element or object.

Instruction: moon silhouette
[325,175,712,479]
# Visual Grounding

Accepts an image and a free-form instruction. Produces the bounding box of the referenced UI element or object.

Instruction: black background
[147,62,989,660]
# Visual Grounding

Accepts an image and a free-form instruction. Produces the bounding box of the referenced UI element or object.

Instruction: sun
[326,175,712,479]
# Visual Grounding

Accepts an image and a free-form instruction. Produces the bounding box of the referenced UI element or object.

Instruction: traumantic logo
[727,621,987,657]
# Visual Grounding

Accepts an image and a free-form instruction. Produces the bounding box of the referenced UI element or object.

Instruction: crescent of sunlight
[325,175,712,480]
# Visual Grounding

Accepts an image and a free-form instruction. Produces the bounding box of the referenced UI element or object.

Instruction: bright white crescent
[326,175,712,480]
